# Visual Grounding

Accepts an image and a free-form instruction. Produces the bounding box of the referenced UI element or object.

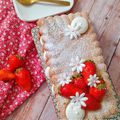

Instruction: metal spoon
[17,0,70,6]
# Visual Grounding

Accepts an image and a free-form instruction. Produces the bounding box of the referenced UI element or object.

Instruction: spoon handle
[36,0,70,6]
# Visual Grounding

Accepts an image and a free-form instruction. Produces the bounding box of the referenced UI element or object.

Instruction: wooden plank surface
[7,0,120,120]
[108,41,120,97]
[7,82,51,120]
[40,97,58,120]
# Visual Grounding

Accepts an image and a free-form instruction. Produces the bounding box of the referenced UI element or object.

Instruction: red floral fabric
[0,0,45,119]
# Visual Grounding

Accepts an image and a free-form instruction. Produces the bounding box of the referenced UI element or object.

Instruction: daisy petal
[69,56,85,73]
[76,92,79,97]
[81,97,88,101]
[81,101,86,107]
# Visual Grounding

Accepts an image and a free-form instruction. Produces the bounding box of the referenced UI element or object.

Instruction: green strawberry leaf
[71,73,82,79]
[85,60,95,64]
[97,83,106,89]
[15,67,23,73]
[58,86,61,95]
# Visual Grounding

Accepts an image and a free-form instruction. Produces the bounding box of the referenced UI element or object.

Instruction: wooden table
[7,0,120,120]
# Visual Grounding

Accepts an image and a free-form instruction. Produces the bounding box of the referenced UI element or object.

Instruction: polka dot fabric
[0,0,45,119]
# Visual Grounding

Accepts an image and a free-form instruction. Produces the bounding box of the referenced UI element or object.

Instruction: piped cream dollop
[40,36,44,45]
[71,16,88,34]
[66,102,85,120]
[43,51,47,61]
[51,85,55,96]
[45,67,50,79]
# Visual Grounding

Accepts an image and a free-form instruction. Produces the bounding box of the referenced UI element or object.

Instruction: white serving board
[13,0,74,22]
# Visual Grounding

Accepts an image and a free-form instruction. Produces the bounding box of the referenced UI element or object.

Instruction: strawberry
[82,94,101,111]
[15,68,32,92]
[0,69,15,81]
[8,54,24,71]
[59,83,83,98]
[81,60,96,84]
[72,76,88,93]
[89,79,106,102]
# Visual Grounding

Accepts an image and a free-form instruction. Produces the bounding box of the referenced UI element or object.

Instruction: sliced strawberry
[82,94,101,111]
[59,83,83,98]
[15,68,32,92]
[72,76,88,93]
[89,79,106,102]
[81,60,96,85]
[8,54,24,71]
[0,69,15,81]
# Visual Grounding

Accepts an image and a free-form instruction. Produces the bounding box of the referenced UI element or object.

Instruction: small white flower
[69,56,85,73]
[57,73,72,86]
[70,92,88,107]
[65,25,81,40]
[88,74,100,87]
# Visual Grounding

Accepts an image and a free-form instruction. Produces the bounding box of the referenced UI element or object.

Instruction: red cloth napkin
[0,0,45,119]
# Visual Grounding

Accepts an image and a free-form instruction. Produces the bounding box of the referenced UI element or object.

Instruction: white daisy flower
[88,74,100,87]
[65,25,81,40]
[57,73,72,86]
[69,56,85,73]
[70,92,88,107]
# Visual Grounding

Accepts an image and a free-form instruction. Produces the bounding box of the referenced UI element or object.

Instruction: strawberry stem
[15,67,23,73]
[16,54,23,60]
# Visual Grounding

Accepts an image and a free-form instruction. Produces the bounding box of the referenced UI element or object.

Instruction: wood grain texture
[40,97,58,120]
[7,0,120,120]
[108,40,120,98]
[7,82,50,120]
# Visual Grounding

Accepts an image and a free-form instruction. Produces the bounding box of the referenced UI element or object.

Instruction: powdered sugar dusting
[41,15,101,79]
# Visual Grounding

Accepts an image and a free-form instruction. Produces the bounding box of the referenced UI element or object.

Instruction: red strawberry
[82,61,96,84]
[59,83,83,98]
[8,54,24,71]
[0,69,15,81]
[73,76,88,93]
[82,94,101,111]
[15,68,32,92]
[89,79,106,102]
